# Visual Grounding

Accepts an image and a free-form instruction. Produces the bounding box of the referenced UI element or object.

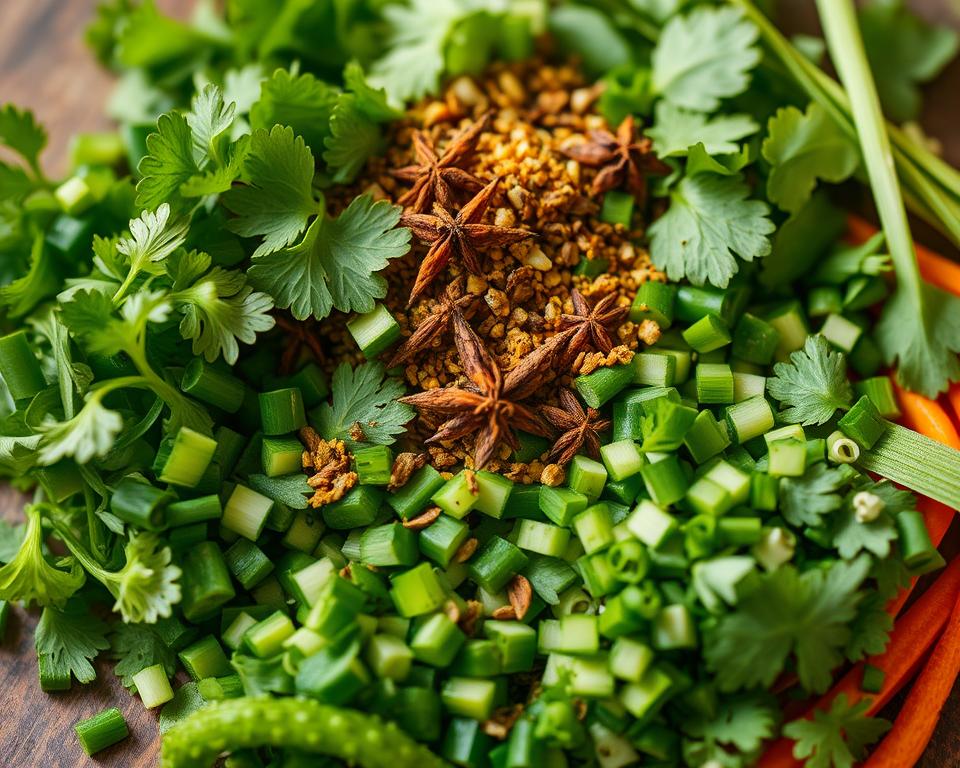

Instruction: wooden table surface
[1,1,958,767]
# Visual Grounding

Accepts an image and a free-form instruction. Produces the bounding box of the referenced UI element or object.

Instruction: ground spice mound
[321,59,667,481]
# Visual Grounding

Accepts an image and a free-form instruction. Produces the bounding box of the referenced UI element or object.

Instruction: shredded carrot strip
[757,556,960,768]
[846,214,960,296]
[892,380,960,450]
[863,584,960,767]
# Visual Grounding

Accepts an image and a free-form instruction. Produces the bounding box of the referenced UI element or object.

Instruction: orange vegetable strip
[892,380,960,450]
[948,384,960,429]
[846,214,960,296]
[862,584,960,767]
[757,554,960,768]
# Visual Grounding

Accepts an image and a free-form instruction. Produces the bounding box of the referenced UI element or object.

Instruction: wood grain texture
[0,1,958,767]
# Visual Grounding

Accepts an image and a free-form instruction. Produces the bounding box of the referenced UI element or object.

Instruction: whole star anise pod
[557,289,629,367]
[386,279,476,368]
[401,177,534,306]
[391,113,490,213]
[399,314,549,469]
[561,115,669,203]
[542,388,611,466]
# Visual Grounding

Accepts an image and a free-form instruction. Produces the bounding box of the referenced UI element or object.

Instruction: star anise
[274,313,326,374]
[557,289,629,367]
[392,113,490,213]
[386,279,476,368]
[399,314,549,469]
[561,115,669,202]
[401,177,534,306]
[541,389,611,466]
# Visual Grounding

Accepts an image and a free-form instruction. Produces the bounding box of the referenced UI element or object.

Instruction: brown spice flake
[388,452,428,491]
[482,705,525,740]
[402,505,442,530]
[491,605,517,620]
[458,600,483,636]
[454,537,479,563]
[507,574,533,620]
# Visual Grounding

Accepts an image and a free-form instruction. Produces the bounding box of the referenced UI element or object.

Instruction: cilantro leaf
[0,104,46,170]
[248,194,410,321]
[767,335,854,426]
[683,143,753,178]
[684,691,780,753]
[0,233,60,317]
[137,112,201,210]
[845,592,893,663]
[110,623,177,690]
[159,682,207,734]
[648,102,758,157]
[115,203,189,282]
[876,283,960,397]
[35,602,109,685]
[0,161,33,201]
[648,173,774,288]
[762,103,860,214]
[705,556,872,693]
[315,361,414,447]
[780,463,858,529]
[831,494,897,560]
[171,261,275,365]
[185,84,236,163]
[37,394,124,465]
[652,7,761,111]
[249,68,339,155]
[343,62,403,123]
[0,506,84,607]
[323,95,384,185]
[860,0,959,123]
[369,0,468,102]
[784,694,890,768]
[247,474,312,510]
[760,192,846,289]
[223,125,322,258]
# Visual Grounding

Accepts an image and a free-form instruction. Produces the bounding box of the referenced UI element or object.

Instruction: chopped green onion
[855,377,901,419]
[685,477,733,517]
[576,363,634,408]
[348,445,392,486]
[567,455,608,500]
[109,477,173,531]
[574,255,610,277]
[244,611,296,658]
[323,486,384,529]
[600,439,646,481]
[724,396,775,444]
[765,425,808,477]
[682,314,731,353]
[432,470,480,519]
[360,522,419,567]
[222,484,274,541]
[732,312,781,366]
[420,514,470,567]
[181,542,236,623]
[896,510,938,573]
[629,281,676,328]
[166,495,221,528]
[732,371,765,402]
[74,708,128,756]
[632,353,677,387]
[844,274,888,311]
[676,285,740,325]
[411,613,466,667]
[224,538,274,590]
[179,635,233,681]
[180,358,247,413]
[442,677,498,721]
[469,536,528,593]
[641,454,688,507]
[625,501,676,549]
[808,285,844,319]
[619,666,673,720]
[258,387,307,435]
[704,460,751,505]
[609,637,655,683]
[827,430,861,464]
[472,471,515,518]
[652,604,697,650]
[765,301,808,361]
[683,410,730,464]
[261,437,304,478]
[820,313,863,353]
[695,363,734,404]
[222,611,258,651]
[388,465,445,519]
[839,395,887,449]
[573,504,616,555]
[515,519,571,558]
[366,633,414,681]
[347,303,402,359]
[132,663,174,709]
[391,562,448,617]
[287,558,336,607]
[281,510,325,553]
[39,653,71,691]
[539,485,589,526]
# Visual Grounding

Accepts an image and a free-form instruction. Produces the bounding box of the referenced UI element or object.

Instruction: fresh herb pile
[1,1,960,768]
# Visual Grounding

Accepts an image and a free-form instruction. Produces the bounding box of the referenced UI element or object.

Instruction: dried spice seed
[387,280,476,368]
[402,506,442,530]
[458,600,483,636]
[491,605,518,620]
[557,289,630,367]
[482,705,524,740]
[454,537,479,563]
[507,574,533,620]
[388,452,428,490]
